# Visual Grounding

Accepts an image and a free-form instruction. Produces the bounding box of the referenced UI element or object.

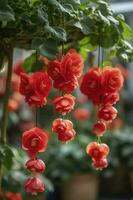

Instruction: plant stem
[0,48,13,144]
[0,48,13,193]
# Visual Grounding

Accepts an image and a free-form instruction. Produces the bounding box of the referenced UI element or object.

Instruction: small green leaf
[0,145,14,170]
[121,22,132,41]
[31,37,45,49]
[37,7,48,24]
[0,0,15,22]
[79,17,93,35]
[45,25,67,41]
[23,53,44,73]
[39,39,59,60]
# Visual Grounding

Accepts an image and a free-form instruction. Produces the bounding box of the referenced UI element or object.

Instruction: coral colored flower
[25,93,47,107]
[30,72,52,97]
[58,128,76,142]
[102,67,124,93]
[97,105,117,123]
[86,142,109,159]
[60,49,84,78]
[6,192,22,200]
[52,118,73,134]
[102,93,119,105]
[72,108,90,121]
[47,53,79,92]
[92,157,108,170]
[80,67,101,104]
[24,177,44,194]
[54,75,78,92]
[52,118,76,142]
[52,94,75,114]
[22,127,48,158]
[92,121,107,136]
[19,72,51,107]
[25,159,46,173]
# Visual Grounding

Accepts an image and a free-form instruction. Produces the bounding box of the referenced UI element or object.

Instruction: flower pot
[61,174,99,200]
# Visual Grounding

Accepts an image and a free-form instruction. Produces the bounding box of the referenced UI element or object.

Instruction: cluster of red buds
[80,66,124,170]
[19,49,84,194]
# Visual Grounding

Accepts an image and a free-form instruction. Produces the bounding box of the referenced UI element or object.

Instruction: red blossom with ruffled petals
[97,105,117,123]
[25,93,47,107]
[30,72,52,97]
[58,128,76,142]
[80,67,101,105]
[60,49,84,78]
[25,159,46,173]
[47,60,62,81]
[52,119,76,142]
[102,67,124,93]
[92,157,108,170]
[102,92,119,105]
[22,127,48,159]
[52,118,73,134]
[93,121,107,137]
[52,94,75,114]
[86,142,109,160]
[24,177,44,194]
[19,72,51,107]
[54,75,78,93]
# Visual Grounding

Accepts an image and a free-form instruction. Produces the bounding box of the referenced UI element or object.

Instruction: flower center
[31,138,38,147]
[40,82,46,90]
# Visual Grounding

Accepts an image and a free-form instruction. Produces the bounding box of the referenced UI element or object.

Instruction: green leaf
[102,24,120,48]
[0,145,14,170]
[66,0,80,5]
[117,14,132,41]
[23,52,44,73]
[79,17,93,35]
[45,25,67,41]
[48,0,66,12]
[121,21,132,41]
[0,0,15,22]
[31,37,45,49]
[37,7,48,24]
[39,38,59,60]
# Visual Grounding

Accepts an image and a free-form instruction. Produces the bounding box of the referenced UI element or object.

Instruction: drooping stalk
[0,48,13,192]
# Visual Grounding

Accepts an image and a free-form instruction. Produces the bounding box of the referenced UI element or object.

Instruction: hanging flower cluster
[22,127,48,194]
[19,49,84,194]
[50,49,84,142]
[80,66,124,170]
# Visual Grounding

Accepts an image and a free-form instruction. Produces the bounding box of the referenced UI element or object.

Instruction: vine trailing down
[80,66,124,169]
[20,49,84,194]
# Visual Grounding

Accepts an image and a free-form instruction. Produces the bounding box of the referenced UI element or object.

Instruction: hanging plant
[0,0,133,197]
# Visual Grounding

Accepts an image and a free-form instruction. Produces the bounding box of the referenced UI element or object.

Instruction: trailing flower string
[80,37,124,170]
[19,47,84,194]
